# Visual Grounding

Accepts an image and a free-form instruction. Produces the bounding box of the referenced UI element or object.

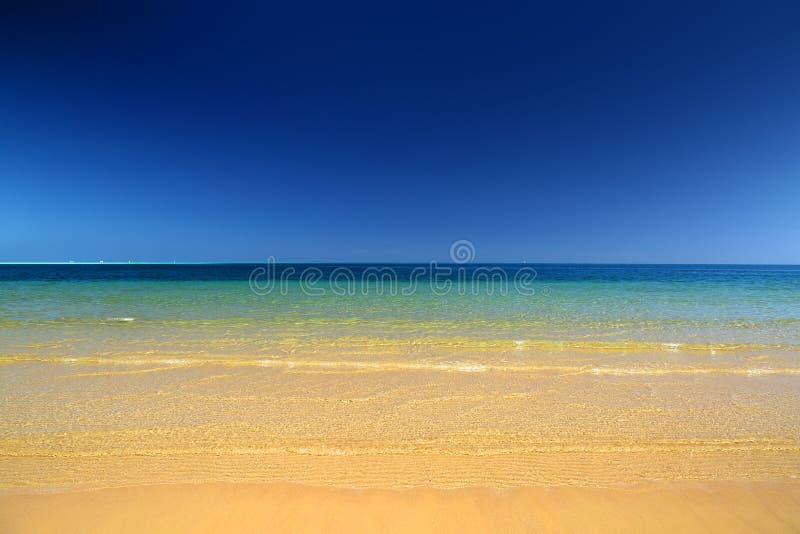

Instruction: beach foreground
[2,265,799,531]
[3,481,800,533]
[2,354,800,533]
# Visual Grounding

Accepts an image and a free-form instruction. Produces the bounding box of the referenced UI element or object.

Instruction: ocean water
[1,263,799,363]
[2,263,800,490]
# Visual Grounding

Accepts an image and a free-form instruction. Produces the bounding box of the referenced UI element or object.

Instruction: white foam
[443,363,487,373]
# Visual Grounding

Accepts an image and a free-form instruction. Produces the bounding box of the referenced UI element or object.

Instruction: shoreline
[3,331,799,530]
[2,480,799,533]
[3,450,799,494]
[3,356,799,495]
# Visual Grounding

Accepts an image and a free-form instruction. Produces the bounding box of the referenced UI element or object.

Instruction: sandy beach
[2,266,800,532]
[2,481,800,533]
[2,346,800,532]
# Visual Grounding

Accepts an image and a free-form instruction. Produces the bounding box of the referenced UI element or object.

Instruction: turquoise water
[1,264,799,360]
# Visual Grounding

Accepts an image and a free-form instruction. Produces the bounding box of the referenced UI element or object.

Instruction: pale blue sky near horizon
[2,2,799,263]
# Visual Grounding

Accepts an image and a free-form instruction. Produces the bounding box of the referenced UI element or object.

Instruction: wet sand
[2,351,799,487]
[2,481,800,533]
[1,343,799,531]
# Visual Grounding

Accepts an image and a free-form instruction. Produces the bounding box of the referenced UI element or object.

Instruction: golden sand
[1,341,799,531]
[2,481,800,533]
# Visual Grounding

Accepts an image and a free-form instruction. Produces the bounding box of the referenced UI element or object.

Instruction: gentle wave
[3,335,799,354]
[3,355,799,376]
[2,316,799,328]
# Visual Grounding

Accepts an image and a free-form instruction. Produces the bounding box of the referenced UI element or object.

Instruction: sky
[1,1,799,263]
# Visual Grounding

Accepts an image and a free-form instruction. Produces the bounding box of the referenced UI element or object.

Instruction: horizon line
[2,261,800,267]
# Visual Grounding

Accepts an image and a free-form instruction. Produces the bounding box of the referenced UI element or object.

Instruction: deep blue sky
[1,1,799,263]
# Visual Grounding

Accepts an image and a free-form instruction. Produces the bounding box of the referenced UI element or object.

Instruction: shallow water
[2,264,800,360]
[1,264,799,491]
